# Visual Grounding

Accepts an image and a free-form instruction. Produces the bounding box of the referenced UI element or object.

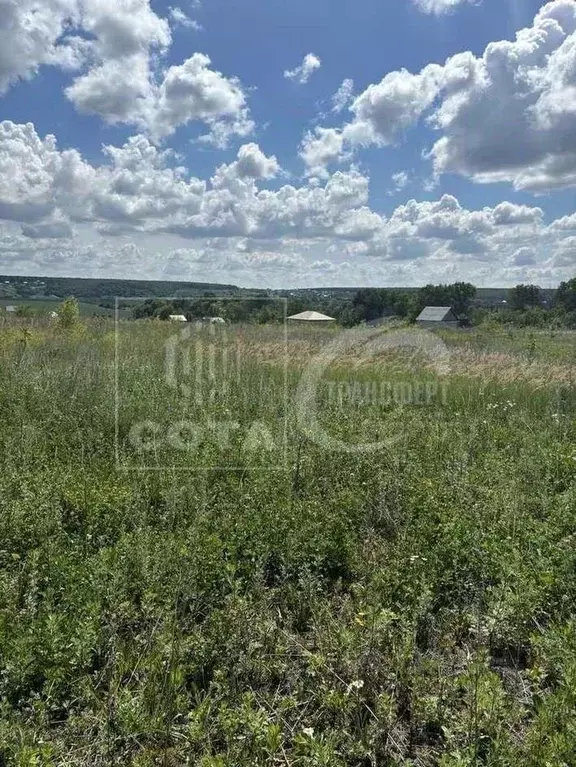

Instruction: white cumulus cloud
[300,127,347,178]
[0,120,575,287]
[0,0,80,93]
[306,2,576,192]
[284,53,321,85]
[147,53,253,143]
[0,0,251,146]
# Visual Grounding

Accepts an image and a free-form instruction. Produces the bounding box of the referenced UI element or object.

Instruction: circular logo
[295,326,451,453]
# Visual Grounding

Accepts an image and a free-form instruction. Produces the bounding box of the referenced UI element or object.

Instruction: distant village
[0,274,574,329]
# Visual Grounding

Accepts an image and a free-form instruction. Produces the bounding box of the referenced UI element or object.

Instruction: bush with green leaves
[56,296,81,330]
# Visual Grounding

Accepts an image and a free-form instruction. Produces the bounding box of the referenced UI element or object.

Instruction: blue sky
[0,0,575,287]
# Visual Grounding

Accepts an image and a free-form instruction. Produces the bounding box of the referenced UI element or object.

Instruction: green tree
[557,277,576,311]
[157,303,176,320]
[450,281,477,316]
[225,301,252,323]
[508,284,542,310]
[388,290,411,318]
[335,304,363,327]
[57,297,80,328]
[352,289,385,321]
[352,289,411,321]
[410,282,476,320]
[254,304,284,324]
[133,299,165,319]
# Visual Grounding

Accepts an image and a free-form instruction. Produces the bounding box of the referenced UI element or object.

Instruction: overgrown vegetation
[0,319,575,765]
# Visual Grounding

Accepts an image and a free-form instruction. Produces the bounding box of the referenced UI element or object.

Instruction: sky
[0,0,576,288]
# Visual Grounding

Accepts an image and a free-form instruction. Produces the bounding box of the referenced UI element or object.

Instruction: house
[416,306,460,329]
[5,305,17,313]
[168,314,187,322]
[287,310,336,323]
[202,316,226,324]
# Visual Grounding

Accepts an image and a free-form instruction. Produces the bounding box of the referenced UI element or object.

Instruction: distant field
[0,320,575,765]
[0,298,130,317]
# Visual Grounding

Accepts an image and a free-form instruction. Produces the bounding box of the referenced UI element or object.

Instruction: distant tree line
[473,279,576,328]
[346,279,576,328]
[0,276,238,302]
[348,282,477,325]
[131,282,479,326]
[132,296,289,324]
[130,277,576,328]
[6,274,565,329]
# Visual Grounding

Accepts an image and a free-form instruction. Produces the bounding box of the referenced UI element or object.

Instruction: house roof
[288,310,336,321]
[416,306,458,322]
[168,314,187,321]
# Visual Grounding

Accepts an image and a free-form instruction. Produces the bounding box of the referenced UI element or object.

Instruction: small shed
[168,314,187,322]
[288,310,336,323]
[416,306,460,329]
[5,305,17,313]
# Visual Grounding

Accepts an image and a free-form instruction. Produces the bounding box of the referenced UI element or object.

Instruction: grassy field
[0,318,575,765]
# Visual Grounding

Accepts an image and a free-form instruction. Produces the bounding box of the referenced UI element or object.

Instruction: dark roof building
[416,306,460,327]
